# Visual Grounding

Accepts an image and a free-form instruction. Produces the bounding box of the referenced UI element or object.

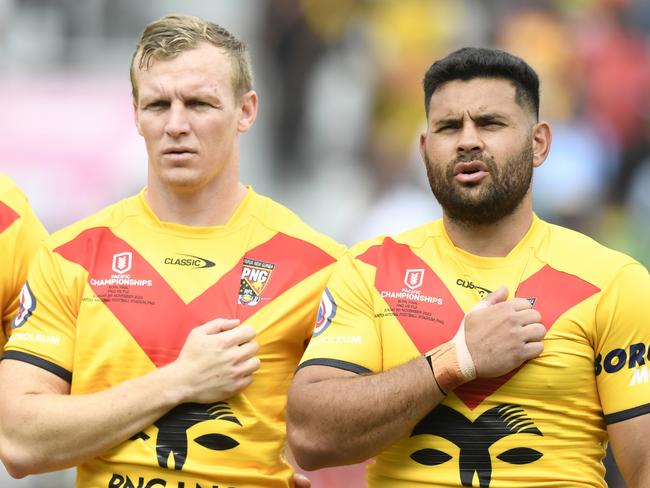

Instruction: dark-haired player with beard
[287,47,650,487]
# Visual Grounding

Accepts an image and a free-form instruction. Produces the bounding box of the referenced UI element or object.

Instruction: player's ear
[419,130,427,163]
[531,121,551,168]
[237,90,258,134]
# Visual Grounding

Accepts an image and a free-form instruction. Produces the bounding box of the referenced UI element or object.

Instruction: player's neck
[145,177,248,227]
[442,203,534,258]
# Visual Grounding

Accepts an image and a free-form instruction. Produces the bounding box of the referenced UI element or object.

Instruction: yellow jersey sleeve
[299,251,383,374]
[5,243,84,381]
[594,262,650,422]
[0,177,48,345]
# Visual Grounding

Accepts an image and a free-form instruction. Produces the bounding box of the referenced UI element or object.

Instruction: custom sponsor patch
[238,258,274,306]
[13,282,36,328]
[313,288,337,337]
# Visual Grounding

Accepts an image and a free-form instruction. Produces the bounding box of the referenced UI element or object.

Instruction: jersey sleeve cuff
[296,358,372,375]
[604,403,650,424]
[2,350,72,383]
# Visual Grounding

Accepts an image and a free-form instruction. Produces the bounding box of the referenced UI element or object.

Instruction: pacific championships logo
[89,252,152,287]
[379,268,443,305]
[112,252,132,274]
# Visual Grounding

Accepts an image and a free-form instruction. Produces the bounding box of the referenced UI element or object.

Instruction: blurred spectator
[495,6,618,233]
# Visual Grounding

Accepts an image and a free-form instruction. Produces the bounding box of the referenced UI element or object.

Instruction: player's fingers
[236,339,259,361]
[520,322,547,343]
[510,297,535,311]
[201,318,241,334]
[521,340,544,360]
[238,356,261,375]
[515,308,542,326]
[219,324,257,346]
[293,473,311,488]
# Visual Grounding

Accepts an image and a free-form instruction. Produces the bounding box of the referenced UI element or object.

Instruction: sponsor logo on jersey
[410,404,543,487]
[112,252,132,274]
[404,269,425,290]
[311,335,361,345]
[107,474,235,488]
[12,282,36,328]
[630,365,649,386]
[130,401,241,474]
[456,278,492,298]
[238,258,274,306]
[8,332,60,345]
[313,288,337,337]
[595,342,650,382]
[455,279,537,305]
[163,254,216,269]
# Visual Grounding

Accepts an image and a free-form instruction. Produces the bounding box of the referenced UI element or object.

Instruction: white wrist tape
[424,301,482,393]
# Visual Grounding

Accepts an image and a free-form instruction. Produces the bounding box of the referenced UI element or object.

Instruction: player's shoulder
[249,190,345,258]
[48,195,139,249]
[349,221,435,256]
[542,220,644,286]
[0,174,30,212]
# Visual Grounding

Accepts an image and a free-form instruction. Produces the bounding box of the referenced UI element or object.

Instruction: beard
[425,142,534,226]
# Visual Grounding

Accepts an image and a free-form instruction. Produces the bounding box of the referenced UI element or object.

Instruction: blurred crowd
[1,0,648,486]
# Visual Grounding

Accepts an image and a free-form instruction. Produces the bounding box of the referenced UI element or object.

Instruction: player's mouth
[162,147,196,160]
[453,161,489,184]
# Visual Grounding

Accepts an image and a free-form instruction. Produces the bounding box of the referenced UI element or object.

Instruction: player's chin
[159,170,209,192]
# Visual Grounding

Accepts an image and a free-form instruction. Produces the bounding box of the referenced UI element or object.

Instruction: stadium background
[2,0,649,486]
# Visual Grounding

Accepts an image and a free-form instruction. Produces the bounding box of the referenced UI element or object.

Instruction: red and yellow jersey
[0,174,47,347]
[300,216,650,487]
[4,187,344,488]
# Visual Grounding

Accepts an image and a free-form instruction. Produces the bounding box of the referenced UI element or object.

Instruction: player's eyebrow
[469,112,508,124]
[432,116,463,128]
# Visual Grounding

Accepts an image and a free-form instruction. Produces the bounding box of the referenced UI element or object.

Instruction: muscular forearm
[287,356,444,470]
[0,320,259,477]
[0,362,186,477]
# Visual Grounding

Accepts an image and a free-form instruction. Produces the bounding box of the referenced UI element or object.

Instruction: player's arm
[0,318,259,477]
[607,415,650,487]
[1,189,47,335]
[287,355,441,470]
[287,287,546,470]
[597,263,650,488]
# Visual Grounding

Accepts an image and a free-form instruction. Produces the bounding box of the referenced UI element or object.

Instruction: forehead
[134,43,234,96]
[427,78,522,121]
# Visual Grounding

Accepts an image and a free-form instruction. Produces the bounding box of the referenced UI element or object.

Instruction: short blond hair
[130,14,253,101]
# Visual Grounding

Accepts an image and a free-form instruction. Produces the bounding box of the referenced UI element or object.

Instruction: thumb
[293,473,311,488]
[482,285,508,306]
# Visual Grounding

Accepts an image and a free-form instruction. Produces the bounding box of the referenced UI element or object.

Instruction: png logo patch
[13,282,36,328]
[313,288,337,337]
[238,258,274,306]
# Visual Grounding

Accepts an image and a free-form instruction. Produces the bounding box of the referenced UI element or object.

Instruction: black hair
[423,47,539,120]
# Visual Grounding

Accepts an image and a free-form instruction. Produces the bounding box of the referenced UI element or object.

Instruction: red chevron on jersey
[358,238,465,354]
[56,227,335,367]
[193,232,337,323]
[516,264,601,329]
[454,264,601,410]
[0,201,19,233]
